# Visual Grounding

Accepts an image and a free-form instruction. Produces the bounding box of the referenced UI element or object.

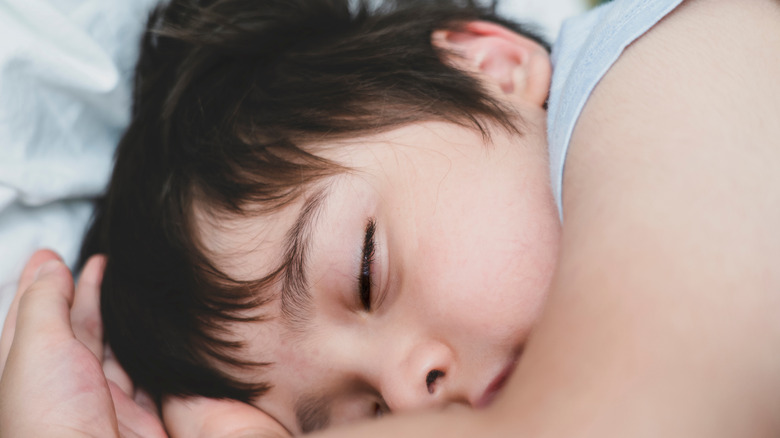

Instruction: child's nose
[380,339,468,412]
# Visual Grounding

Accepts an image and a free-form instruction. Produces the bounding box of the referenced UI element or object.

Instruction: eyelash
[359,218,377,311]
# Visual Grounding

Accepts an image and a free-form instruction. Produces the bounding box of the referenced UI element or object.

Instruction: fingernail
[35,260,62,280]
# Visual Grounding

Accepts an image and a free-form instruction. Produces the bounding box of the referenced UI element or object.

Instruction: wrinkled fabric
[0,0,158,327]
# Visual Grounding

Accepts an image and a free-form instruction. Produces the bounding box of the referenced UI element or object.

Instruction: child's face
[198,107,560,433]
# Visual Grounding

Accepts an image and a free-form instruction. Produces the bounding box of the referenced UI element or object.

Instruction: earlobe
[432,21,551,107]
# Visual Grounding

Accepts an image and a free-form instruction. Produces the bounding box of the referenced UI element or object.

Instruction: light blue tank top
[546,0,684,220]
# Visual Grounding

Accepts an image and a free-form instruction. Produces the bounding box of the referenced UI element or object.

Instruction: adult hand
[163,395,290,438]
[0,250,166,438]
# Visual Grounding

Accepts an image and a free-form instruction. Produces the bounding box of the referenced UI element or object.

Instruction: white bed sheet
[0,0,159,326]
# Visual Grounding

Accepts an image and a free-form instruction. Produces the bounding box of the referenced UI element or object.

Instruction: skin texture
[2,0,780,436]
[495,0,780,435]
[0,251,166,438]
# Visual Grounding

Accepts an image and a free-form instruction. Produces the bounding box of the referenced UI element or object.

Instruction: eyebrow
[295,392,332,434]
[278,188,329,330]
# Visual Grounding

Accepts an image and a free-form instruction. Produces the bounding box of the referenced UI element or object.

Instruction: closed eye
[358,218,376,311]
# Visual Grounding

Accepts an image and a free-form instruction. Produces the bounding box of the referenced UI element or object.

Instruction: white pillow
[498,0,588,42]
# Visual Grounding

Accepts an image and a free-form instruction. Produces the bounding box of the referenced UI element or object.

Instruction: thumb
[13,260,76,344]
[0,250,62,376]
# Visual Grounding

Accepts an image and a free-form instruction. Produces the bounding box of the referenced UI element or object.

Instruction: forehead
[193,120,500,255]
[319,121,497,166]
[191,193,306,282]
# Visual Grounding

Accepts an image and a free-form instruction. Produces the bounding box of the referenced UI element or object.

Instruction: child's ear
[432,21,551,107]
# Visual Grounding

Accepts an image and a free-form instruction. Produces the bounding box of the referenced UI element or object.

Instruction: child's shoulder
[547,0,683,216]
[525,3,780,433]
[563,0,780,270]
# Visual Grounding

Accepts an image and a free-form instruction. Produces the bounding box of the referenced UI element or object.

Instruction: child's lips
[475,357,519,409]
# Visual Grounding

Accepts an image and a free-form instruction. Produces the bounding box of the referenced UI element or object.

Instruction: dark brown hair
[79,0,548,403]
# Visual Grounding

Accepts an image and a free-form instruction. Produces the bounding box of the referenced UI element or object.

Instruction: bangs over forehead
[192,184,330,329]
[80,0,548,403]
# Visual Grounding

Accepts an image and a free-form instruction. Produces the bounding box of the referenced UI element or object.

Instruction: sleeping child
[2,0,779,436]
[79,0,559,432]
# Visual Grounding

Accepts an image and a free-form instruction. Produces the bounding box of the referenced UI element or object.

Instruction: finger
[103,345,134,396]
[108,381,167,438]
[14,250,62,300]
[0,250,61,369]
[104,346,165,433]
[163,396,290,438]
[0,258,73,378]
[12,260,76,343]
[71,255,107,360]
[134,388,162,419]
